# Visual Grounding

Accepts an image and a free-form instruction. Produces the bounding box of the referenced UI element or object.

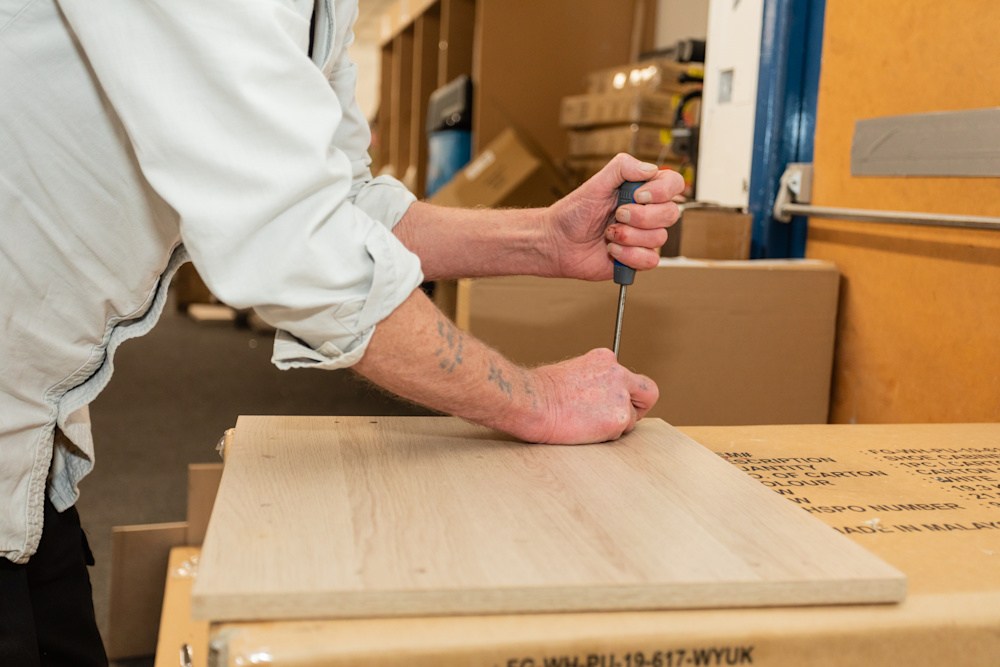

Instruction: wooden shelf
[438,0,474,88]
[387,27,414,181]
[408,9,440,196]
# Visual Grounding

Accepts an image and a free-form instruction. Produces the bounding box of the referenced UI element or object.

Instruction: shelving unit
[377,0,476,194]
[376,0,656,198]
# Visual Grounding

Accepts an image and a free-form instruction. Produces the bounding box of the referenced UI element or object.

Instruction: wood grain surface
[191,416,905,622]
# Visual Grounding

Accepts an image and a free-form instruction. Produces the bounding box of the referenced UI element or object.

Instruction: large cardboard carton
[199,423,1000,666]
[155,547,207,667]
[662,206,753,260]
[107,462,223,662]
[427,128,568,209]
[688,423,1000,601]
[455,259,840,426]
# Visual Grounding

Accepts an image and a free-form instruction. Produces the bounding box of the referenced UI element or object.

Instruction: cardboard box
[586,58,705,95]
[661,206,752,260]
[568,124,679,161]
[107,463,223,662]
[200,423,1000,666]
[689,423,1000,602]
[154,547,207,667]
[560,91,681,128]
[455,259,840,427]
[427,128,569,209]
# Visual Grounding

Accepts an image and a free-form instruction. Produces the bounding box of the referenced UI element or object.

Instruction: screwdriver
[612,181,644,359]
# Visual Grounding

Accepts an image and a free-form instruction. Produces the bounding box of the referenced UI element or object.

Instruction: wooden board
[805,0,1000,423]
[192,416,904,622]
[107,522,189,660]
[204,424,1000,667]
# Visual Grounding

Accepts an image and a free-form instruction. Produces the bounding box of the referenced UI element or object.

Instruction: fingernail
[615,208,630,223]
[635,190,652,204]
[607,242,622,258]
[604,226,615,241]
[639,161,657,172]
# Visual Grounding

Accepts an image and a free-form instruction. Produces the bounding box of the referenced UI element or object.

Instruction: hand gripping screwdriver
[612,181,643,359]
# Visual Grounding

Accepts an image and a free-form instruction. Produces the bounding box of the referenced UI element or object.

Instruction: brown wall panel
[438,0,475,88]
[806,0,1000,423]
[473,0,639,161]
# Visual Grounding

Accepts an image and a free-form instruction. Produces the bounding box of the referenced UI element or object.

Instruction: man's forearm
[392,201,555,281]
[359,155,678,445]
[352,287,551,441]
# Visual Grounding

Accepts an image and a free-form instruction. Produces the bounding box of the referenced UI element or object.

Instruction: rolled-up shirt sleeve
[58,0,424,370]
[317,3,416,234]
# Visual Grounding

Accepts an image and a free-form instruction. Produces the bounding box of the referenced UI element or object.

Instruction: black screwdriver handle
[613,181,644,286]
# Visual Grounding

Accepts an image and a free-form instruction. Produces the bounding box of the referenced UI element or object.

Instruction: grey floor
[77,294,433,666]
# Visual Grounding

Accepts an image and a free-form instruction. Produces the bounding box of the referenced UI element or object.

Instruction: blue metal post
[747,0,826,258]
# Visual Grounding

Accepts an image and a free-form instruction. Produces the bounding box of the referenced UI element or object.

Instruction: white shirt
[0,0,423,563]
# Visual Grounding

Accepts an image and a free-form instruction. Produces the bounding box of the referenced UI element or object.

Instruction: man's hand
[518,348,658,445]
[544,154,685,282]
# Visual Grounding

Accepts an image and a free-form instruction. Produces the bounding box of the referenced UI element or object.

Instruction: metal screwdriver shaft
[612,181,644,359]
[613,281,628,357]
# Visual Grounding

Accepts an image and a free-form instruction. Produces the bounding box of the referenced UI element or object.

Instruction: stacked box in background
[561,59,703,196]
[582,59,704,95]
[456,259,839,427]
[664,205,753,260]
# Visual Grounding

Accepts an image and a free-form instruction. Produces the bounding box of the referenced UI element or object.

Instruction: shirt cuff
[271,327,374,370]
[265,222,424,371]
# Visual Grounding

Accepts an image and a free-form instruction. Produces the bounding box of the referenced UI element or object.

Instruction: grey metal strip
[781,203,1000,231]
[852,108,1000,177]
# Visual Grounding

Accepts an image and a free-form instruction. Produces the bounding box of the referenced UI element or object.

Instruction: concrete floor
[77,294,432,665]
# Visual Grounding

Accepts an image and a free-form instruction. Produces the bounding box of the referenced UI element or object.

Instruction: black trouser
[0,495,108,667]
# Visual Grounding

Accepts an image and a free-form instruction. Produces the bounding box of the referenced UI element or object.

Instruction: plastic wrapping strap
[216,428,236,461]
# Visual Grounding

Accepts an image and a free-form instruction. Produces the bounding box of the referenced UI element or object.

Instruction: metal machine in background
[425,75,473,199]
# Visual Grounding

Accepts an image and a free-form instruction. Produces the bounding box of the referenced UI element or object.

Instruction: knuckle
[593,347,618,365]
[600,347,617,360]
